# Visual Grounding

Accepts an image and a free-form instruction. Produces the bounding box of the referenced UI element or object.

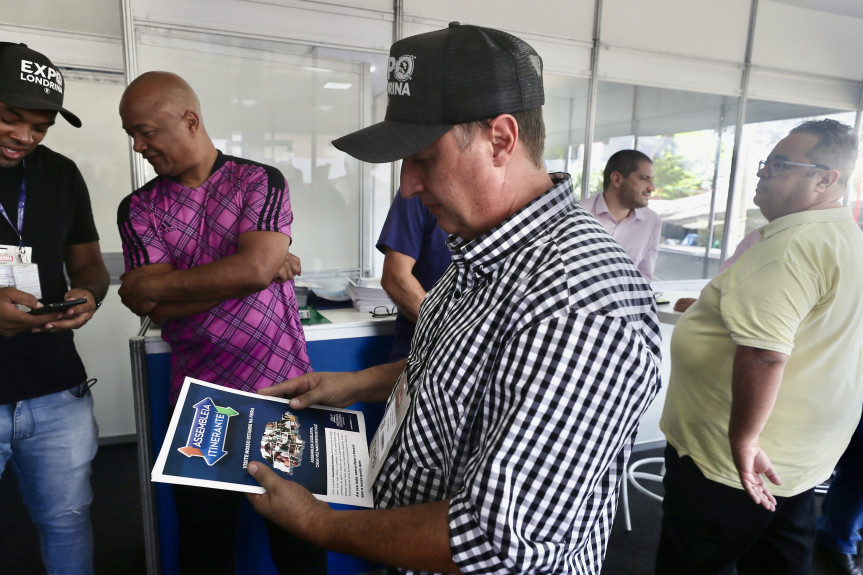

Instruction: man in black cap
[0,43,108,574]
[247,23,661,574]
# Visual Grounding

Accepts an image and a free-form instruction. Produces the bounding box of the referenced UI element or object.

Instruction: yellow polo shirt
[661,207,863,496]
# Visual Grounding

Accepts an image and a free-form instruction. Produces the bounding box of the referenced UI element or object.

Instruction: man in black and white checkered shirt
[247,22,662,575]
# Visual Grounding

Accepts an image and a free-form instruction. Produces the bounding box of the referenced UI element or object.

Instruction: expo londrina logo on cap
[0,43,81,127]
[19,59,64,95]
[387,54,415,96]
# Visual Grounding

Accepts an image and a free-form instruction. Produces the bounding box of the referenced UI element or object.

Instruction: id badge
[368,371,412,484]
[0,244,32,264]
[0,244,40,299]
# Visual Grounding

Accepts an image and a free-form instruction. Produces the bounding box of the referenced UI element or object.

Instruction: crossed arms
[119,230,300,323]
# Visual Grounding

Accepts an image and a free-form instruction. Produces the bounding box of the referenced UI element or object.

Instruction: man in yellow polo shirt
[656,119,863,575]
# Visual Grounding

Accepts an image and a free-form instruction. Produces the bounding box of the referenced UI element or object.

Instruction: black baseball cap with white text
[332,22,544,163]
[0,42,81,128]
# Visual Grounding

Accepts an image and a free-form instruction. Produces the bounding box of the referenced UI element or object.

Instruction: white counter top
[304,307,395,341]
[139,306,395,345]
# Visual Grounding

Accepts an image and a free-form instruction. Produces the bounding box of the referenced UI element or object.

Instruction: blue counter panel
[141,332,393,575]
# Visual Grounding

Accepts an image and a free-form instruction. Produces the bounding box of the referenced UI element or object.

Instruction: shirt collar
[592,192,644,222]
[159,150,226,190]
[447,173,577,279]
[761,207,853,240]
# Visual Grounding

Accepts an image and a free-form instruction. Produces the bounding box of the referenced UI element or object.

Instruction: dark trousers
[655,444,816,575]
[817,410,863,554]
[174,484,327,574]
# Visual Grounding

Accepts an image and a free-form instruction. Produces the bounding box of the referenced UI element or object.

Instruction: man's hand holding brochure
[151,376,373,508]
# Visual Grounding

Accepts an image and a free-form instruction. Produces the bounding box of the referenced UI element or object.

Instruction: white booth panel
[400,18,593,79]
[535,37,594,79]
[132,0,393,53]
[403,0,594,43]
[633,321,674,446]
[753,1,863,82]
[748,69,863,111]
[4,0,121,37]
[75,287,142,440]
[47,74,131,254]
[0,24,123,73]
[261,0,395,12]
[601,0,750,64]
[598,47,743,98]
[544,75,591,154]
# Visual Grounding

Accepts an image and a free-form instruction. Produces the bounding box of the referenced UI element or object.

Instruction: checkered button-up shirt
[373,174,662,574]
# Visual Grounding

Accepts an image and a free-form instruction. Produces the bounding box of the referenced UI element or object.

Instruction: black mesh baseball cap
[332,22,544,163]
[0,42,81,128]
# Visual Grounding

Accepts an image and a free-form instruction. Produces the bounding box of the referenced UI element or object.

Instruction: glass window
[543,74,590,187]
[135,28,389,278]
[591,81,740,281]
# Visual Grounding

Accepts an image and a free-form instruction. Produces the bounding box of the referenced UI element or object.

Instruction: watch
[81,287,103,311]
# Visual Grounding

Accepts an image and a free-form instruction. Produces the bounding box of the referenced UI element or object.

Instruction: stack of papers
[344,277,396,314]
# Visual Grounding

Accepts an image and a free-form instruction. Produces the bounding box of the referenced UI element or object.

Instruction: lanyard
[0,159,26,256]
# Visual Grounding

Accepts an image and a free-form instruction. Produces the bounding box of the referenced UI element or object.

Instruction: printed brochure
[151,377,373,508]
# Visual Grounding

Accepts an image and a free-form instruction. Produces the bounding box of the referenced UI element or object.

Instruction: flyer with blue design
[151,377,373,508]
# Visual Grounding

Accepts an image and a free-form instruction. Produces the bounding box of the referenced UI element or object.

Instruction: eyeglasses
[758,159,831,178]
[370,305,398,318]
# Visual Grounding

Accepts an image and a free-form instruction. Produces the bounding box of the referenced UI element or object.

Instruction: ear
[609,170,625,189]
[488,114,518,167]
[815,169,840,193]
[182,110,201,134]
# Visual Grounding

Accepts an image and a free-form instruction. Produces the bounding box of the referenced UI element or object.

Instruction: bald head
[120,71,202,119]
[120,71,217,187]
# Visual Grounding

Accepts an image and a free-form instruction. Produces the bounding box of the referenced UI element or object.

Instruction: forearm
[147,300,220,324]
[262,360,407,409]
[130,231,291,306]
[381,250,425,323]
[64,243,109,322]
[728,345,787,447]
[141,254,275,304]
[69,265,109,300]
[311,501,460,573]
[382,274,425,323]
[354,360,408,403]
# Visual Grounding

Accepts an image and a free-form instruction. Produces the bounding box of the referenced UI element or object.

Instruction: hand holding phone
[28,297,88,315]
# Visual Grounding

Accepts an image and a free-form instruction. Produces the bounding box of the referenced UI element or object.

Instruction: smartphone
[28,297,88,315]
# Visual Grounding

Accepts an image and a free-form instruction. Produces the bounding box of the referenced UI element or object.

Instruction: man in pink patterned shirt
[117,71,320,574]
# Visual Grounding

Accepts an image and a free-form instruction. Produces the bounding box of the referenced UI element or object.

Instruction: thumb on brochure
[246,462,278,511]
[246,462,287,529]
[247,461,273,487]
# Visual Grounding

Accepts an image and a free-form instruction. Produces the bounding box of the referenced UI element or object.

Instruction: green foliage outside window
[652,150,704,200]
